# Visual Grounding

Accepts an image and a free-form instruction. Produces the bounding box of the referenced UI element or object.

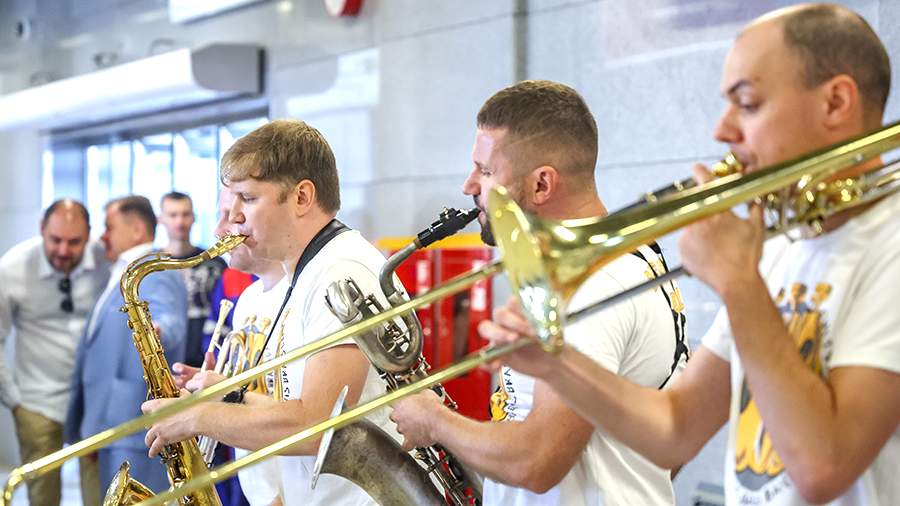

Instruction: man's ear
[126,216,145,242]
[531,166,559,206]
[820,74,860,130]
[291,180,317,216]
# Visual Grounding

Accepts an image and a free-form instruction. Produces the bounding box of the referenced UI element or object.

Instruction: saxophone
[106,235,245,506]
[318,208,483,506]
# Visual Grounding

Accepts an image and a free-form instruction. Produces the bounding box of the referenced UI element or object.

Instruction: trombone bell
[488,186,623,351]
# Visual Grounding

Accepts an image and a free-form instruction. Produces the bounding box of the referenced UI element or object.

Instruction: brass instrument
[106,236,246,505]
[6,122,899,506]
[198,309,285,466]
[318,207,482,505]
[635,152,743,206]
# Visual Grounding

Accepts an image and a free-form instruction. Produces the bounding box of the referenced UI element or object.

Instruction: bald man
[0,199,110,506]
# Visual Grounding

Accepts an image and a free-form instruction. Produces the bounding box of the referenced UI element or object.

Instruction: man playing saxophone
[141,119,400,506]
[390,80,689,505]
[480,5,900,505]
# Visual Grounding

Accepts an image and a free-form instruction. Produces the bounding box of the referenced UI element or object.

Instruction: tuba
[319,207,483,505]
[107,235,246,505]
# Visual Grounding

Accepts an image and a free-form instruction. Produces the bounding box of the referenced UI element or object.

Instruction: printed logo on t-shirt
[733,282,832,502]
[490,367,520,421]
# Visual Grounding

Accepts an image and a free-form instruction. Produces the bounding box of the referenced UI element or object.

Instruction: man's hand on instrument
[141,389,199,458]
[478,297,556,379]
[185,370,227,392]
[390,390,444,451]
[173,352,217,389]
[677,163,766,297]
[172,363,199,389]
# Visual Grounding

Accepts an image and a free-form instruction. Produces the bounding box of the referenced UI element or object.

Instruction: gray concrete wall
[1,0,898,503]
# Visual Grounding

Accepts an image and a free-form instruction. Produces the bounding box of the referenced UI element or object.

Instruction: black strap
[224,219,349,403]
[629,242,689,390]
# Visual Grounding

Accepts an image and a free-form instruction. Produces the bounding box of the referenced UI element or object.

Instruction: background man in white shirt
[172,187,285,506]
[0,199,109,506]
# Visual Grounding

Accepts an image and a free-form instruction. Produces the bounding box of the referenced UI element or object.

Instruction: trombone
[133,119,900,506]
[4,121,900,505]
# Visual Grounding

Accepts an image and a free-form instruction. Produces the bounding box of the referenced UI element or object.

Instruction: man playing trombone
[481,5,900,505]
[390,80,690,505]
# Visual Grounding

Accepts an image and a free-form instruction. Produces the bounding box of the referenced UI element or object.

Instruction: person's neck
[166,239,194,257]
[279,213,336,279]
[539,192,608,221]
[258,267,285,291]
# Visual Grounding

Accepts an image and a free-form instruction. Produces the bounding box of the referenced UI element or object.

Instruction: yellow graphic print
[734,282,830,491]
[490,384,509,421]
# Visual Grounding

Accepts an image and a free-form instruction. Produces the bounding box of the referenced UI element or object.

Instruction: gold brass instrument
[198,311,282,466]
[6,122,899,506]
[106,236,247,505]
[318,207,482,505]
[132,121,900,506]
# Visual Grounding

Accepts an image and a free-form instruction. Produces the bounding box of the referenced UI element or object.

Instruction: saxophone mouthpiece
[206,234,247,259]
[416,208,480,248]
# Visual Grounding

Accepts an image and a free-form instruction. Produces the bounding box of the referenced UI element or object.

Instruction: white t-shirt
[485,245,688,506]
[230,277,290,506]
[702,192,900,506]
[0,238,108,422]
[275,230,400,506]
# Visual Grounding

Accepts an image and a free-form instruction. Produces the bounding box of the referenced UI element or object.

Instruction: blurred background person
[0,199,109,506]
[65,195,187,504]
[159,191,226,367]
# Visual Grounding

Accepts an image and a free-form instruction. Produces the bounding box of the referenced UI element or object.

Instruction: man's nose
[713,106,742,145]
[461,169,480,196]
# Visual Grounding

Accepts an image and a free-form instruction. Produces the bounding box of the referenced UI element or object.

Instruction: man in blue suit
[66,195,187,505]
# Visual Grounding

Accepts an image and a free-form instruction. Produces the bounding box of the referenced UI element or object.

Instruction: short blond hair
[220,119,340,212]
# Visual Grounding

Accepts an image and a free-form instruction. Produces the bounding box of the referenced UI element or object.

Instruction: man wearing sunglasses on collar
[0,199,109,506]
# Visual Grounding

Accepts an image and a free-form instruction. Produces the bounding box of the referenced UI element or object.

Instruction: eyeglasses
[58,277,73,314]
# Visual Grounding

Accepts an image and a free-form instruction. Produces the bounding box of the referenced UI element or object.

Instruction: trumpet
[5,121,899,506]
